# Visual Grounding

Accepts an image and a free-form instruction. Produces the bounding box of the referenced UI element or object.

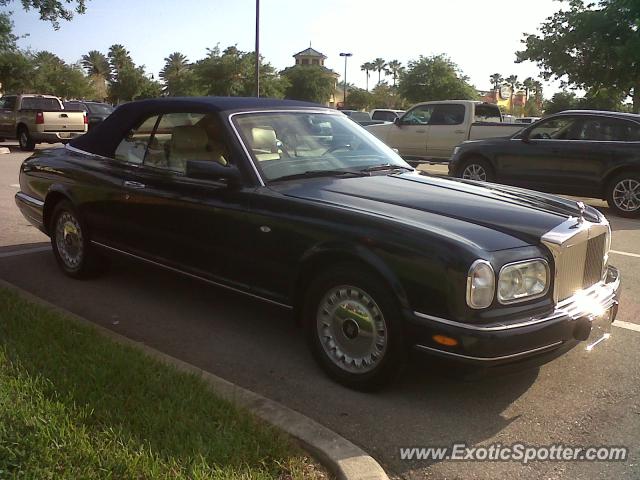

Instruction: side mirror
[185,160,241,185]
[520,130,531,143]
[394,116,402,126]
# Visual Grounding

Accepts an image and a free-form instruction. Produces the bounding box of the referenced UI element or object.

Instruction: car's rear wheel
[304,264,406,390]
[18,127,35,151]
[50,200,103,278]
[458,157,495,182]
[606,172,640,218]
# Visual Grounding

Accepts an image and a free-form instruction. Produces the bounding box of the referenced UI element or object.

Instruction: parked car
[15,97,620,389]
[370,109,405,122]
[449,110,640,217]
[366,101,524,165]
[0,94,88,150]
[339,109,385,126]
[516,116,541,124]
[63,100,114,129]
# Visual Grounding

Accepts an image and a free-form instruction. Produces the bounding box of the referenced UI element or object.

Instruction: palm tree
[81,50,111,80]
[372,58,387,85]
[522,77,536,100]
[160,52,191,96]
[385,60,403,88]
[108,44,133,77]
[360,62,374,91]
[489,73,503,90]
[505,75,519,114]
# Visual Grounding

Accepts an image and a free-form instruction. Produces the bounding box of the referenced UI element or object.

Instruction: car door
[386,104,433,158]
[114,111,251,285]
[425,103,468,160]
[494,115,588,192]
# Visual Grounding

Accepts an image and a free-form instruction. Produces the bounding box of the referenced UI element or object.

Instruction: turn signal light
[83,113,89,125]
[432,334,459,347]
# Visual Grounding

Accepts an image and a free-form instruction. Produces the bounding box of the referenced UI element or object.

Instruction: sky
[6,0,566,96]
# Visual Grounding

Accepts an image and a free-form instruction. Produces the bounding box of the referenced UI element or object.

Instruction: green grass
[0,287,326,479]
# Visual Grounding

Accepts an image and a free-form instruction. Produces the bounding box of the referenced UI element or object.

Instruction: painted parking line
[610,250,640,259]
[0,246,51,258]
[613,320,640,333]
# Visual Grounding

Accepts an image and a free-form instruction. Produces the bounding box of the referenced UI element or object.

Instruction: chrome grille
[542,218,610,303]
[583,234,606,289]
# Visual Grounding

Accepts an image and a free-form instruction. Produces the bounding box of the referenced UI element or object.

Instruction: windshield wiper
[270,169,368,182]
[360,163,414,173]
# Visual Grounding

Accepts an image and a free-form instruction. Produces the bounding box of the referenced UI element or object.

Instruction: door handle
[454,130,465,134]
[123,180,146,189]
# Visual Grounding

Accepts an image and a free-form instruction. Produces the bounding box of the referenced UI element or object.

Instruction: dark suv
[449,110,640,217]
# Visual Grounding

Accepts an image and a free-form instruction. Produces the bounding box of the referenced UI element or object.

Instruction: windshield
[232,111,411,182]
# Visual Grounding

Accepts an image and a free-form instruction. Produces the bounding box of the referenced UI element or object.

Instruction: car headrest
[170,125,208,152]
[251,126,277,153]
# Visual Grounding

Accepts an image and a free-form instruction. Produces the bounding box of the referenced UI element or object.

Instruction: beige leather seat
[168,125,226,172]
[251,126,280,161]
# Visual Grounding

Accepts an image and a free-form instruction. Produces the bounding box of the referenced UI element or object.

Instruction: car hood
[271,172,600,251]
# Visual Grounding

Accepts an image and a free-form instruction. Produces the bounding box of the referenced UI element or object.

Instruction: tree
[160,52,198,96]
[517,0,640,112]
[0,50,33,93]
[29,51,94,98]
[81,50,110,100]
[579,87,627,111]
[108,44,133,77]
[345,87,372,110]
[544,90,578,114]
[522,77,536,99]
[370,83,406,109]
[193,45,286,98]
[372,58,387,85]
[281,65,335,103]
[0,12,18,50]
[385,60,403,88]
[0,0,87,28]
[489,73,503,90]
[360,61,374,92]
[398,54,477,103]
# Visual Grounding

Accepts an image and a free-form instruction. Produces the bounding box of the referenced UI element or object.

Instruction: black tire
[17,126,36,151]
[606,172,640,218]
[50,200,103,278]
[456,156,495,182]
[303,264,407,390]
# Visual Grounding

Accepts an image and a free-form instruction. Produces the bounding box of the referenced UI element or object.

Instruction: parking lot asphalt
[1,144,639,479]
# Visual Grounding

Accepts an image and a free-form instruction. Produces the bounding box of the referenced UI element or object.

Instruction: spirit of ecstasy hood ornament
[576,201,587,224]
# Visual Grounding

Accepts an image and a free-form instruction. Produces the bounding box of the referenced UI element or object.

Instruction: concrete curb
[0,278,389,480]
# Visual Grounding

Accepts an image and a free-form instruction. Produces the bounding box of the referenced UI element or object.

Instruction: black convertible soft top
[69,97,323,158]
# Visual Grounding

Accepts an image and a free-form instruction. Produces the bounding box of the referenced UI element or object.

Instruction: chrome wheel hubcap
[316,285,387,373]
[55,212,83,269]
[613,179,640,212]
[462,164,487,181]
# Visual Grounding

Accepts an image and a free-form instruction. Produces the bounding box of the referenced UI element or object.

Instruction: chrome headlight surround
[466,260,495,309]
[497,259,550,305]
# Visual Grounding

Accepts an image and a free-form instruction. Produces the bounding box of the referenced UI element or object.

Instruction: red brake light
[35,111,44,124]
[83,113,88,125]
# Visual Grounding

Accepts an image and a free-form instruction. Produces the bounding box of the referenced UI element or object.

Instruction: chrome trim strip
[227,109,341,188]
[15,191,44,208]
[415,341,563,362]
[413,270,620,332]
[65,144,111,160]
[90,241,294,310]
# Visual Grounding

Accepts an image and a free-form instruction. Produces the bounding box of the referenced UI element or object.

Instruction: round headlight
[466,260,495,309]
[497,260,549,304]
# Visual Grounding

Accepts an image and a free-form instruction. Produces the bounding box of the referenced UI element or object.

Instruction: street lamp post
[255,0,260,97]
[339,52,352,108]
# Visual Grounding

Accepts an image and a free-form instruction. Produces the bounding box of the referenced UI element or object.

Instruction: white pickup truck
[0,94,88,151]
[365,100,524,164]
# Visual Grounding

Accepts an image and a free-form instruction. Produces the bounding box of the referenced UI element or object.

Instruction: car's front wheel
[304,265,406,390]
[457,157,495,182]
[50,200,103,278]
[606,172,640,218]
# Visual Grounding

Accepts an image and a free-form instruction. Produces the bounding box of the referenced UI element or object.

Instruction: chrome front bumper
[411,265,620,366]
